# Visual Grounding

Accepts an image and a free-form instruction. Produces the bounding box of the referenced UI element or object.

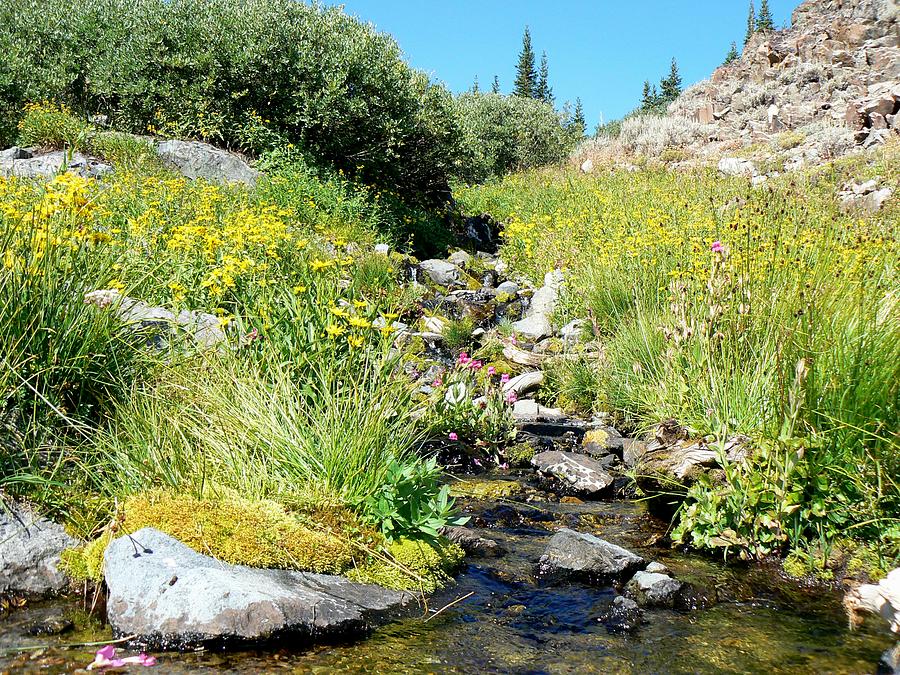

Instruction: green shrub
[17,101,93,151]
[0,0,462,203]
[454,92,573,183]
[443,317,475,352]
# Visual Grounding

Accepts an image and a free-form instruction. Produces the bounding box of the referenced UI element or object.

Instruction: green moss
[122,492,357,573]
[583,429,609,449]
[59,534,112,584]
[348,537,464,593]
[450,479,523,500]
[505,443,536,467]
[495,291,515,304]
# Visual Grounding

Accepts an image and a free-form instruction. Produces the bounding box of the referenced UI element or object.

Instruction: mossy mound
[505,442,537,467]
[59,491,466,594]
[450,479,523,500]
[348,537,465,594]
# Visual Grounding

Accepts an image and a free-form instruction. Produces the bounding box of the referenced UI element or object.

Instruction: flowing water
[0,479,893,674]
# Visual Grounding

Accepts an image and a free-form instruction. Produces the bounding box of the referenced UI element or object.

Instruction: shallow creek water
[0,477,892,674]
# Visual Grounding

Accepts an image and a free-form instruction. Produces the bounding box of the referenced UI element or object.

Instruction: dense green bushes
[454,93,575,183]
[0,0,461,202]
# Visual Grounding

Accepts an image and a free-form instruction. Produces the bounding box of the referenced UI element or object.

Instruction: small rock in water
[599,595,644,633]
[418,259,463,287]
[644,561,669,574]
[28,615,74,636]
[513,399,565,421]
[537,528,644,583]
[496,281,519,296]
[0,502,77,596]
[625,570,683,608]
[531,450,614,496]
[440,526,504,558]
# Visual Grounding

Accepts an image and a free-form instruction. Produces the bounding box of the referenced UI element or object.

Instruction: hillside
[670,0,898,162]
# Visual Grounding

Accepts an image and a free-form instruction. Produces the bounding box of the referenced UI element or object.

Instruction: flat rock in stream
[538,528,644,583]
[0,502,77,596]
[440,526,504,558]
[531,450,614,495]
[104,528,414,650]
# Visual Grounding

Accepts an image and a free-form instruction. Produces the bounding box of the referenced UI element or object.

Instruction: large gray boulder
[531,450,614,495]
[156,140,259,186]
[0,150,112,179]
[104,528,414,650]
[0,502,77,596]
[538,528,644,583]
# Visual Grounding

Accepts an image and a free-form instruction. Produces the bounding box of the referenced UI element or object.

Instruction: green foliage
[514,27,537,98]
[660,58,682,104]
[424,359,517,454]
[723,41,740,66]
[454,93,573,183]
[570,98,587,141]
[539,355,602,413]
[17,102,92,151]
[0,0,462,203]
[745,0,757,46]
[536,52,553,104]
[443,317,475,352]
[756,0,775,31]
[364,457,467,542]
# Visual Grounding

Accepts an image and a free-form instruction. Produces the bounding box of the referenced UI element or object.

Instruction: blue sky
[325,0,800,128]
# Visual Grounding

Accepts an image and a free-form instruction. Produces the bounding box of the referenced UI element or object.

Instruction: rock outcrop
[670,0,899,160]
[537,528,645,583]
[156,140,259,186]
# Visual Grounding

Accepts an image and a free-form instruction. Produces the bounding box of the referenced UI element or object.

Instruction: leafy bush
[0,0,462,203]
[454,92,574,183]
[17,101,93,151]
[364,457,467,542]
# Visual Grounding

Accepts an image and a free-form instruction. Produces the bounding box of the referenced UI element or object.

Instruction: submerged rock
[625,570,683,608]
[104,528,414,650]
[156,140,259,186]
[537,528,644,583]
[0,502,77,596]
[599,595,644,633]
[531,451,614,496]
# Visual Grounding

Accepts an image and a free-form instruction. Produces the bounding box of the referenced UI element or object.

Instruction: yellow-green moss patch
[348,537,464,593]
[450,479,523,500]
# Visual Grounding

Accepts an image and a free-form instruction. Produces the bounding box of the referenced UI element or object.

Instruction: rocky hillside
[670,0,898,161]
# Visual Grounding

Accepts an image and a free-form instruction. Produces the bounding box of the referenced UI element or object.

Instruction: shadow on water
[0,488,892,674]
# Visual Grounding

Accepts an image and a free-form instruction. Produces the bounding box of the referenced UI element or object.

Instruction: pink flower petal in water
[87,646,157,670]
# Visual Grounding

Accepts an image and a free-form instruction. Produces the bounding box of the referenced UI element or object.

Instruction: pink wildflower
[505,391,518,404]
[469,360,483,370]
[500,373,510,384]
[432,378,443,387]
[711,241,725,253]
[87,646,157,670]
[487,366,496,376]
[457,352,470,365]
[448,432,458,441]
[473,458,483,467]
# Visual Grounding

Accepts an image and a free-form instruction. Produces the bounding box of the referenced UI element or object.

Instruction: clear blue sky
[325,0,800,128]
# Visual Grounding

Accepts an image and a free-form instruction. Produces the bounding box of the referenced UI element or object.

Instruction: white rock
[374,243,390,255]
[580,159,594,174]
[717,156,757,177]
[503,371,544,395]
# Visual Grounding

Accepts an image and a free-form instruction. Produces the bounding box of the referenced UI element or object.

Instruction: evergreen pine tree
[756,0,774,31]
[744,0,756,46]
[471,75,480,94]
[514,27,537,98]
[660,57,682,104]
[640,80,654,111]
[491,75,501,94]
[536,51,554,103]
[724,41,739,65]
[571,98,586,137]
[652,84,660,108]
